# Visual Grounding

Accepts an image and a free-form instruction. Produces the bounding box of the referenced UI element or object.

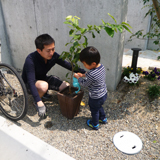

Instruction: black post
[131,48,141,73]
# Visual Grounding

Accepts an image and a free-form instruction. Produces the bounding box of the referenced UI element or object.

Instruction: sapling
[60,14,132,94]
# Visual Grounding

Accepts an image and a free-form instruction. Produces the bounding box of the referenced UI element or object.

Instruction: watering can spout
[73,77,81,94]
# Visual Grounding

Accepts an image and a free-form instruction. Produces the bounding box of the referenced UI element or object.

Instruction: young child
[74,46,107,130]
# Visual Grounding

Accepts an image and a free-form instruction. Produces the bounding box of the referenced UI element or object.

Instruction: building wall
[124,0,151,50]
[0,0,128,91]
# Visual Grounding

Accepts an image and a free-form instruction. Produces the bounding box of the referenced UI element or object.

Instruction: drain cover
[113,131,143,155]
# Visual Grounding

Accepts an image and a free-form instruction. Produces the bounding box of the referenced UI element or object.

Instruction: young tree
[152,0,160,20]
[130,0,160,50]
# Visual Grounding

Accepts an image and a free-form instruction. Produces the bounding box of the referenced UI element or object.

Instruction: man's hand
[36,101,47,118]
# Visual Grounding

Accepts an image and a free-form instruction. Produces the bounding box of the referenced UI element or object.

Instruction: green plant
[129,0,160,50]
[143,67,160,81]
[148,84,160,99]
[122,66,142,77]
[122,66,142,85]
[60,14,132,93]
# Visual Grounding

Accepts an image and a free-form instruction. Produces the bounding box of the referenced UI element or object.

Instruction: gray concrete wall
[0,0,128,91]
[124,0,151,50]
[0,0,13,65]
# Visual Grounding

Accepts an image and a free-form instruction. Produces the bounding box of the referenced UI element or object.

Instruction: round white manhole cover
[113,131,143,155]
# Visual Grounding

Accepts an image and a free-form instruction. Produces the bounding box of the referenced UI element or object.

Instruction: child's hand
[77,73,86,77]
[74,73,80,79]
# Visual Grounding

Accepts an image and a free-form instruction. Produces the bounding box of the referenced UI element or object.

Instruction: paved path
[0,116,75,160]
[123,48,160,70]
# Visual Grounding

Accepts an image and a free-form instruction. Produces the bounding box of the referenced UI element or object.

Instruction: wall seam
[33,0,38,36]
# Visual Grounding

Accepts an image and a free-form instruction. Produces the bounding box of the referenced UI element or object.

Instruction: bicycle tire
[0,63,28,121]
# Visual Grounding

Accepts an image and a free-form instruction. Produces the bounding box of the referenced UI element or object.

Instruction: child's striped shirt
[78,64,107,99]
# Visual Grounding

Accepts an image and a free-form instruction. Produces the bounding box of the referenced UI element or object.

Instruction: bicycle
[0,63,28,121]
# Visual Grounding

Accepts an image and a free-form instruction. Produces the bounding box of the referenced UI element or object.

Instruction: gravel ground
[0,74,160,160]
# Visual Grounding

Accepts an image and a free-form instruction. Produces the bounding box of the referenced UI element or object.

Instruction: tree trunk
[152,0,160,20]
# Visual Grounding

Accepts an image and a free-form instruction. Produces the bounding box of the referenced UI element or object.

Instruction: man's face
[37,42,55,62]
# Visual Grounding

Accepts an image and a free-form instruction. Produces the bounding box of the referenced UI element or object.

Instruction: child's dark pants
[88,93,107,126]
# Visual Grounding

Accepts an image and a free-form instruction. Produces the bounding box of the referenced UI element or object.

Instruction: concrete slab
[0,116,75,160]
[122,49,160,71]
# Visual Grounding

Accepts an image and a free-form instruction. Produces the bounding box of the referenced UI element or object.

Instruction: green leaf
[87,25,93,30]
[64,21,72,25]
[153,40,159,45]
[92,32,95,38]
[83,35,88,47]
[65,43,70,46]
[74,16,80,20]
[60,51,70,60]
[72,18,79,26]
[66,15,72,20]
[122,25,132,33]
[101,19,107,25]
[108,13,117,24]
[66,72,70,78]
[75,25,81,30]
[121,22,132,29]
[94,25,101,34]
[81,28,87,34]
[73,52,80,63]
[70,46,75,53]
[73,41,79,48]
[104,26,114,37]
[74,34,81,40]
[117,25,123,33]
[69,29,74,35]
[76,47,81,53]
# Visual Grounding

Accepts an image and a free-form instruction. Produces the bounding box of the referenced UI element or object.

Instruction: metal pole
[131,48,141,73]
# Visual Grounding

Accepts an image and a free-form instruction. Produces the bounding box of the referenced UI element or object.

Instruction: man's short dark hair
[35,34,55,51]
[79,46,100,65]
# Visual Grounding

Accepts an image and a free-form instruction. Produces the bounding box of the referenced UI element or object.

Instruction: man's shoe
[42,92,52,100]
[87,119,99,130]
[99,118,107,124]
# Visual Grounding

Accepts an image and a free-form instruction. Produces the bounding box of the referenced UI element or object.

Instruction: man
[22,34,85,118]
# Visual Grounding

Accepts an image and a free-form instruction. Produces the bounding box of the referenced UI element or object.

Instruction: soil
[60,86,80,97]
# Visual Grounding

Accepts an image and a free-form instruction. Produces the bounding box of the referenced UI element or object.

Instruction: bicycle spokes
[0,64,28,121]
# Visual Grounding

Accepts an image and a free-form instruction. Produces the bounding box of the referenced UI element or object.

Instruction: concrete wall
[0,1,13,65]
[0,0,128,91]
[124,0,151,50]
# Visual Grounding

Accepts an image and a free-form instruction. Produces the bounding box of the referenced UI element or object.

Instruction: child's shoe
[87,119,99,130]
[99,118,107,124]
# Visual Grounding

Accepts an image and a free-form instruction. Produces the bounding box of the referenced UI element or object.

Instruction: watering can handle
[73,77,81,94]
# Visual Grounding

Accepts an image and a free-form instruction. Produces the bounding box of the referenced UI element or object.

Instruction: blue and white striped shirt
[78,64,107,99]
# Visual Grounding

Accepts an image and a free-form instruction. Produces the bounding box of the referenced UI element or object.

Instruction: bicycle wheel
[0,63,28,121]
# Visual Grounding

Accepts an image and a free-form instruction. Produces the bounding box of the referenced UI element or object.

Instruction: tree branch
[152,0,160,20]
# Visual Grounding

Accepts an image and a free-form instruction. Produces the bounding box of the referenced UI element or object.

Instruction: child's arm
[74,73,86,79]
[74,73,92,87]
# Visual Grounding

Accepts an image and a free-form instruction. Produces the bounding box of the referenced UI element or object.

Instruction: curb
[0,116,75,160]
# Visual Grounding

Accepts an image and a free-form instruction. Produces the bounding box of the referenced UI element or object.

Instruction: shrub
[148,84,160,99]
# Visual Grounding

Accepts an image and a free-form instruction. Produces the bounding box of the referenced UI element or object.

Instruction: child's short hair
[80,46,100,65]
[35,34,55,51]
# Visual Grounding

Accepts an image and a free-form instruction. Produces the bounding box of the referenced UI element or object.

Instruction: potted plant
[57,14,132,119]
